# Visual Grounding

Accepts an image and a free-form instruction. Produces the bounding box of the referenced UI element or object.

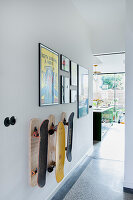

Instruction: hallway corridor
[62,124,133,200]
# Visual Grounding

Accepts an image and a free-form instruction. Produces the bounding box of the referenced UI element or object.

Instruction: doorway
[93,53,125,162]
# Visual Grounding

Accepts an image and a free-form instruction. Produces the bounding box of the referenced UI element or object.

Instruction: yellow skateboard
[56,121,65,183]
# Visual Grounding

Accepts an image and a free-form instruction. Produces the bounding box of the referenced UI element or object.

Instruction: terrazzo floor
[63,124,133,200]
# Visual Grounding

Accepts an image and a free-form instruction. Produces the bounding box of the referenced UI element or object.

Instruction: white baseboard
[123,181,133,189]
[47,146,93,200]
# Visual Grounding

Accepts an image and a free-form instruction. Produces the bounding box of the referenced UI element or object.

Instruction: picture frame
[70,61,77,86]
[77,65,89,118]
[60,55,70,72]
[39,43,59,106]
[60,76,70,104]
[70,90,77,103]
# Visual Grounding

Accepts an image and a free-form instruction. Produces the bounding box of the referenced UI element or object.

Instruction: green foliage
[101,74,123,90]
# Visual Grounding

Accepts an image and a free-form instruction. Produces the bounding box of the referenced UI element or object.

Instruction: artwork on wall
[77,65,89,118]
[70,90,77,103]
[39,43,59,106]
[70,61,77,86]
[60,76,70,104]
[60,55,70,72]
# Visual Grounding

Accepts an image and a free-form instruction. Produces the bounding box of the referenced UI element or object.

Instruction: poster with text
[39,44,59,106]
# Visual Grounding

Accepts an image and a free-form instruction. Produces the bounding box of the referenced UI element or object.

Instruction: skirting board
[123,181,133,193]
[123,181,133,189]
[123,187,133,194]
[47,146,93,200]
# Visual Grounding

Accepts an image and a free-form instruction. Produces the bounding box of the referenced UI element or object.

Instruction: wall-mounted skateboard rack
[29,112,74,187]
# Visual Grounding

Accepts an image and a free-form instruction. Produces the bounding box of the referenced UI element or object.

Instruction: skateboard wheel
[4,117,10,127]
[48,166,54,173]
[31,171,35,176]
[49,129,55,135]
[10,116,16,125]
[63,118,67,125]
[51,161,56,166]
[33,127,39,137]
[31,168,37,176]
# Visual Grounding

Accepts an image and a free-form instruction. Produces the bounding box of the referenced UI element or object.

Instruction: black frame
[60,54,70,72]
[39,43,59,106]
[77,65,79,116]
[70,61,78,86]
[77,65,89,118]
[60,75,70,104]
[70,89,77,103]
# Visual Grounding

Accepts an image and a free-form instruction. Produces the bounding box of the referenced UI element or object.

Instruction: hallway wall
[0,0,93,200]
[124,0,133,189]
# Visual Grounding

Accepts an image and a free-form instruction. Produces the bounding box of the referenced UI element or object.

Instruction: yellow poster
[39,44,59,106]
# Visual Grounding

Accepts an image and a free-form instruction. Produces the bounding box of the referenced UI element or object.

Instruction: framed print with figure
[39,43,59,106]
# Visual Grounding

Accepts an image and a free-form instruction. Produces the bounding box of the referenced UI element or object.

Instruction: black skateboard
[37,120,49,188]
[67,112,74,162]
[62,112,74,162]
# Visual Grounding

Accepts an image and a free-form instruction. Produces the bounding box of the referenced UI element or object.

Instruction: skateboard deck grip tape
[38,120,49,188]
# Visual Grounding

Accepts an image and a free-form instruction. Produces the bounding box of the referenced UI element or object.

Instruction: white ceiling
[93,53,125,73]
[72,0,125,54]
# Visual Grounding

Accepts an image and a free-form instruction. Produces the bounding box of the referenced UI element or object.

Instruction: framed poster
[77,65,89,118]
[60,55,70,72]
[39,43,59,106]
[60,76,70,104]
[70,90,77,103]
[70,61,77,86]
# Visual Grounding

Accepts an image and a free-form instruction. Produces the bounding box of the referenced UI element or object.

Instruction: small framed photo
[60,76,70,104]
[70,90,77,103]
[70,61,77,86]
[60,55,70,72]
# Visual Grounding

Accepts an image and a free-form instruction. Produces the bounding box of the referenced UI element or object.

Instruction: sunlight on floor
[93,123,125,161]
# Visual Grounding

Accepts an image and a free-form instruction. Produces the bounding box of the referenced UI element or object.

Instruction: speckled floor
[63,124,133,200]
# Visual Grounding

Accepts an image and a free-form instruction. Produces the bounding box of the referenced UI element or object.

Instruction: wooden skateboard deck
[56,122,65,183]
[29,118,40,187]
[37,120,49,188]
[47,115,56,172]
[61,112,74,162]
[61,112,68,150]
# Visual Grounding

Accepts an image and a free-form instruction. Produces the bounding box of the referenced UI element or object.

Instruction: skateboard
[47,115,56,173]
[37,120,49,188]
[61,112,74,162]
[56,122,65,183]
[29,118,40,187]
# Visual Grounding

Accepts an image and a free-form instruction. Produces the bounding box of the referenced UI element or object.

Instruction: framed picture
[60,76,70,104]
[77,65,89,118]
[70,61,77,86]
[60,55,70,72]
[70,90,77,103]
[39,43,59,106]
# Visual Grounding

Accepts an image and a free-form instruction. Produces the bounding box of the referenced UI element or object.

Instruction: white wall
[72,0,125,54]
[0,1,93,200]
[124,0,133,189]
[93,54,125,73]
